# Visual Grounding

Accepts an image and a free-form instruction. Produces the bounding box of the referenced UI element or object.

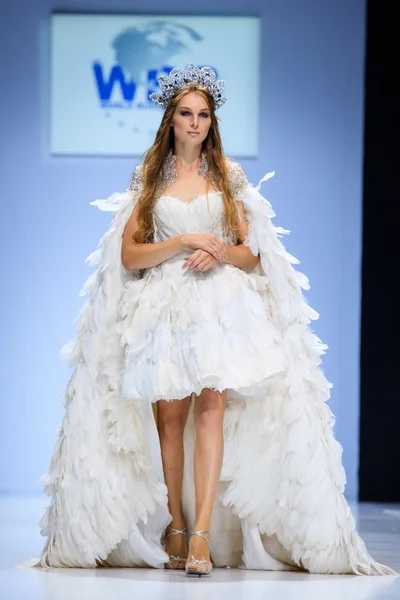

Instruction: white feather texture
[22,165,396,576]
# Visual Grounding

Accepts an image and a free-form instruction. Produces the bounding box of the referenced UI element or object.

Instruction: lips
[188,131,199,135]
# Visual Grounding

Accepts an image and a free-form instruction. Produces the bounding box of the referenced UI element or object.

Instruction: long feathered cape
[25,161,396,575]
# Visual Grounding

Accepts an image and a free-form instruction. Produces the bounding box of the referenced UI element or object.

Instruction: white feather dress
[24,160,396,575]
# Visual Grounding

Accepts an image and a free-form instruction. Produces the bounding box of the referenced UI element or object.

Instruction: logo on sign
[93,21,206,109]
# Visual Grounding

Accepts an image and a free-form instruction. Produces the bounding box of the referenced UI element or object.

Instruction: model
[27,65,396,577]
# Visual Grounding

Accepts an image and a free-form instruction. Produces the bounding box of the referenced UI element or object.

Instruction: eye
[179,111,210,118]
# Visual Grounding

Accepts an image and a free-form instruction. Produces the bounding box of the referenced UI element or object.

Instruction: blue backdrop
[0,0,366,500]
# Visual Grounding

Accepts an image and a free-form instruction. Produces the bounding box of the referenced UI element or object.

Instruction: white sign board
[50,14,260,157]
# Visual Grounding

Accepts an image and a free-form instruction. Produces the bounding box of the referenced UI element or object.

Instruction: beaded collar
[155,149,216,198]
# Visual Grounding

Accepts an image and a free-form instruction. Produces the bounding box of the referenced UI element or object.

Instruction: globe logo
[93,21,205,109]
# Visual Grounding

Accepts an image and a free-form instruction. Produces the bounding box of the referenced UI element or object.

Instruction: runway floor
[1,494,399,600]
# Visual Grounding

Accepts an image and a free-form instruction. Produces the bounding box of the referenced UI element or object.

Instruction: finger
[207,246,220,260]
[194,259,210,271]
[204,258,217,270]
[190,257,205,269]
[185,251,199,261]
[217,242,226,257]
[211,242,224,258]
[194,250,207,262]
[203,259,215,270]
[203,254,217,268]
[182,257,193,269]
[183,251,199,267]
[202,263,214,271]
[212,243,225,261]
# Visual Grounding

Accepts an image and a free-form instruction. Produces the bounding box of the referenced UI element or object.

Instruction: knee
[158,409,187,441]
[194,392,224,432]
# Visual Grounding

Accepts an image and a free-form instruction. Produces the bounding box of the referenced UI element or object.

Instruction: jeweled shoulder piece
[150,64,227,110]
[227,159,249,197]
[127,165,143,192]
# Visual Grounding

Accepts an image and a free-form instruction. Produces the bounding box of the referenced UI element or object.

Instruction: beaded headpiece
[149,64,227,110]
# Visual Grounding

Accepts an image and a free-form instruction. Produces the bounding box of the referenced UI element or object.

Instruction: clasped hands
[182,233,227,272]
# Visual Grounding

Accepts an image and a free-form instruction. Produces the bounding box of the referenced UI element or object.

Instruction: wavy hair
[132,84,240,244]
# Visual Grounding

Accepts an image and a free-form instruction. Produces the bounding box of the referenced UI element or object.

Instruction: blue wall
[0,0,366,499]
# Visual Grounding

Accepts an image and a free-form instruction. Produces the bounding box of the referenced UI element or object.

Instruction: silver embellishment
[166,555,187,565]
[161,149,178,191]
[127,157,247,201]
[186,554,212,574]
[127,165,143,192]
[227,159,249,196]
[150,64,227,110]
[197,152,208,178]
[157,149,215,197]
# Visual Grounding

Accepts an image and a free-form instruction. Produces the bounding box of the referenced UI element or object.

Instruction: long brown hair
[133,84,240,244]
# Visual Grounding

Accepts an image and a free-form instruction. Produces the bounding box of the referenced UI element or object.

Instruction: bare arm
[121,203,226,271]
[121,203,184,270]
[222,200,260,269]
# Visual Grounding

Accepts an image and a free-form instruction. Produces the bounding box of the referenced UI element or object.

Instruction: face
[171,92,211,146]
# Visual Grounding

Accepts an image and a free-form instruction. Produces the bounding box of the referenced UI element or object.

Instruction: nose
[190,117,199,129]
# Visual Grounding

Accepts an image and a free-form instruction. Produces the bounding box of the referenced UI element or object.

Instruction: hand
[182,249,219,272]
[181,233,226,262]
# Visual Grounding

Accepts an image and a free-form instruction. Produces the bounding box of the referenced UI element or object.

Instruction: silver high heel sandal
[164,526,187,571]
[185,530,213,577]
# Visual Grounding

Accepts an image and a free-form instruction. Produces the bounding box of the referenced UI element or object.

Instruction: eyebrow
[179,106,210,112]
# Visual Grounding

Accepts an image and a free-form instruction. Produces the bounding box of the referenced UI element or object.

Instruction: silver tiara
[149,64,227,110]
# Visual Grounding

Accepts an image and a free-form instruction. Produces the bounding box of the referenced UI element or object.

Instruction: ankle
[189,530,210,551]
[192,525,210,535]
[168,518,186,531]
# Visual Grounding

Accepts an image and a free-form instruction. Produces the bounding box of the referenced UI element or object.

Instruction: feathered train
[22,163,396,575]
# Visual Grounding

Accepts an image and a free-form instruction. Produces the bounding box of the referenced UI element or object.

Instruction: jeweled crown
[149,64,227,110]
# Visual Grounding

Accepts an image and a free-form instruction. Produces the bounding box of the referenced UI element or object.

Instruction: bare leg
[157,396,191,566]
[188,387,227,571]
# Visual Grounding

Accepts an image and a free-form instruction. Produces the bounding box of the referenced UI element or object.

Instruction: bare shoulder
[225,157,249,196]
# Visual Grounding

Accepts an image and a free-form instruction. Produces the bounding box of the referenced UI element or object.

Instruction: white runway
[1,494,399,600]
